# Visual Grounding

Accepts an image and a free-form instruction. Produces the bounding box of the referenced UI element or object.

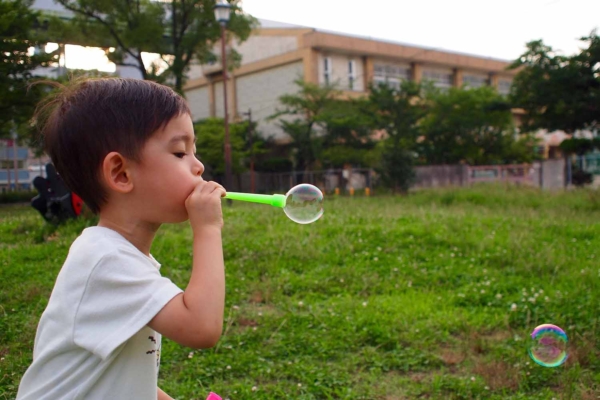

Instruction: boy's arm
[158,387,174,400]
[149,181,225,349]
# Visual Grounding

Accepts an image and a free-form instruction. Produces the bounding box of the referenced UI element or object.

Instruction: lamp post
[214,0,232,192]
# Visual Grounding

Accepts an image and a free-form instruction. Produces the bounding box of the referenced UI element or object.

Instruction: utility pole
[12,131,18,191]
[241,109,255,193]
[3,140,10,191]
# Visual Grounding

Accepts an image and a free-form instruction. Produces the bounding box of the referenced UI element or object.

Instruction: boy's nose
[193,157,204,176]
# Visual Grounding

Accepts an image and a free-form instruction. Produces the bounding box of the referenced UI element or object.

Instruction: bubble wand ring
[224,184,324,224]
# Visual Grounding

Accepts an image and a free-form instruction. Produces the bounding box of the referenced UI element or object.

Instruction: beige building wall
[318,53,365,91]
[236,61,304,141]
[234,36,298,65]
[184,24,520,142]
[187,86,210,121]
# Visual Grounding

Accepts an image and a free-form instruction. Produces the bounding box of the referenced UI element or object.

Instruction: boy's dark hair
[34,78,190,214]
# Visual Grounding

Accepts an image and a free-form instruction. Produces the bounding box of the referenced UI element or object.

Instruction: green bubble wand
[224,192,287,208]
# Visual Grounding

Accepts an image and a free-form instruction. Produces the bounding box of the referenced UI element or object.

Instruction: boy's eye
[174,152,186,159]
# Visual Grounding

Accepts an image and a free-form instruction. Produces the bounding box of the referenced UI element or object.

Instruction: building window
[373,63,409,90]
[463,74,488,89]
[323,57,332,86]
[422,70,453,89]
[348,60,356,90]
[498,79,512,96]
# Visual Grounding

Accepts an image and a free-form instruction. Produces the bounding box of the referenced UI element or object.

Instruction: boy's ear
[101,152,134,194]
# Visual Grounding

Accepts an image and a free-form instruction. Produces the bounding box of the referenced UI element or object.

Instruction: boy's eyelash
[174,152,186,158]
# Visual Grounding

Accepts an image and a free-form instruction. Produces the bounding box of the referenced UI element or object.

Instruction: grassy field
[1,185,599,399]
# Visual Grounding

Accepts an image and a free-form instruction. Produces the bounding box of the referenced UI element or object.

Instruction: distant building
[0,140,50,192]
[184,20,518,142]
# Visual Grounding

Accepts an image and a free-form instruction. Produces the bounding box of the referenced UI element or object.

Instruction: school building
[184,19,518,142]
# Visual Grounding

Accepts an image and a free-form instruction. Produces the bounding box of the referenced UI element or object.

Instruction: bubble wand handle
[224,192,287,208]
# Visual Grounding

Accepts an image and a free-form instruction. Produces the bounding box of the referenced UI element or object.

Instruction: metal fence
[236,168,375,194]
[466,164,537,186]
[235,159,568,193]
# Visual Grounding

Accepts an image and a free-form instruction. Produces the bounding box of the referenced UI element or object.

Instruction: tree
[194,117,261,183]
[420,86,536,165]
[367,80,427,193]
[509,32,600,133]
[0,0,58,140]
[318,98,377,168]
[54,0,255,92]
[269,79,340,172]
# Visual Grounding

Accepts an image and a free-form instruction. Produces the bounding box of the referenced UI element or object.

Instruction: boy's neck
[97,212,160,257]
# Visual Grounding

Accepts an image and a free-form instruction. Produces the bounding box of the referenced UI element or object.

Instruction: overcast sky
[241,0,600,61]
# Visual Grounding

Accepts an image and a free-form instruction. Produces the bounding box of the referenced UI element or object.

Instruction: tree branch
[56,0,143,73]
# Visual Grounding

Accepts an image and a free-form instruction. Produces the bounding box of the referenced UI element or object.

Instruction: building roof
[257,18,309,29]
[257,18,512,64]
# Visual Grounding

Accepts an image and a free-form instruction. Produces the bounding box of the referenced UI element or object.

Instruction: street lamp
[214,0,232,192]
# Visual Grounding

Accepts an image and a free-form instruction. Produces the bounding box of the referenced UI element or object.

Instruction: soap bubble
[283,184,324,224]
[528,324,568,367]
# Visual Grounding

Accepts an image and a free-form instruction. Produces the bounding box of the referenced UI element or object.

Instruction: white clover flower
[495,293,502,299]
[511,303,517,311]
[362,302,368,307]
[226,365,231,370]
[251,386,258,392]
[298,301,303,306]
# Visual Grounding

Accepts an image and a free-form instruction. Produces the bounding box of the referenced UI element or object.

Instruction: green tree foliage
[269,79,340,171]
[0,0,58,140]
[270,80,378,171]
[54,0,255,92]
[420,86,538,165]
[367,81,427,192]
[194,117,262,181]
[509,32,600,133]
[319,98,376,168]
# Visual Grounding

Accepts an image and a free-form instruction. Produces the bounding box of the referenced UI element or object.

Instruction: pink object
[206,393,222,400]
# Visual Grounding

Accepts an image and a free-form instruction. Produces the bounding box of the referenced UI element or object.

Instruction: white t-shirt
[17,226,183,400]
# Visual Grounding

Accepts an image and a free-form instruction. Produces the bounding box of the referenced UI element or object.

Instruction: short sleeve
[73,249,183,360]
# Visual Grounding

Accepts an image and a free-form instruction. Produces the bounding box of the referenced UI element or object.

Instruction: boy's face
[131,113,204,223]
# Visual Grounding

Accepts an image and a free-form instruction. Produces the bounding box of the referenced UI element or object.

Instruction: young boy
[17,78,226,400]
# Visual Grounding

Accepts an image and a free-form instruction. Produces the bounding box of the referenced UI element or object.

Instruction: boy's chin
[162,210,189,224]
[169,215,189,224]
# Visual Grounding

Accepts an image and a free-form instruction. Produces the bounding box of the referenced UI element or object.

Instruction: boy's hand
[185,180,226,231]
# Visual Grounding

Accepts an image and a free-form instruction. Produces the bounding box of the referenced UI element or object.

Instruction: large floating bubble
[283,184,324,224]
[528,324,568,367]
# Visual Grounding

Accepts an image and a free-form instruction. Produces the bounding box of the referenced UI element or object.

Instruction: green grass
[1,185,599,399]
